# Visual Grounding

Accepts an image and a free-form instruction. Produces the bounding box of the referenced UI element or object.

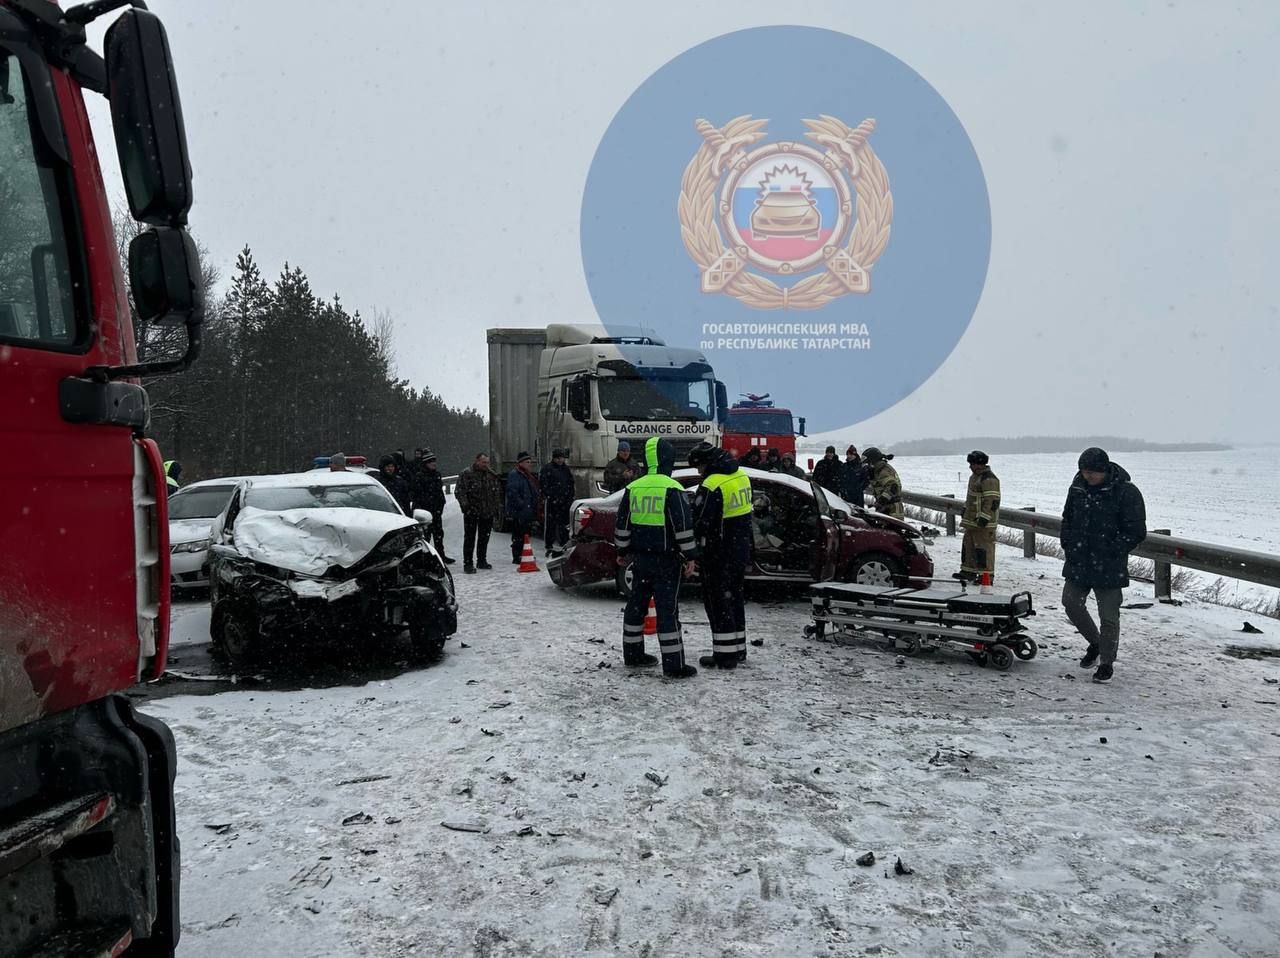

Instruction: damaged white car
[207,472,457,668]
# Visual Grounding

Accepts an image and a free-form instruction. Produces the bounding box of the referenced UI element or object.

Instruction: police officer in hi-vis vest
[613,437,698,679]
[688,442,754,669]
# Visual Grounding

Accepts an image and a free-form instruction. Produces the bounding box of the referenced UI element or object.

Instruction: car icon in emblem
[751,191,820,241]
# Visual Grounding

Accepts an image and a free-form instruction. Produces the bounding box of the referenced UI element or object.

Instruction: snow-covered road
[144,514,1280,957]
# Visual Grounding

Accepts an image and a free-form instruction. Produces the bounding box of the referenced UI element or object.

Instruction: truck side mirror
[567,377,590,423]
[714,381,728,425]
[105,9,193,226]
[797,416,807,437]
[129,227,203,325]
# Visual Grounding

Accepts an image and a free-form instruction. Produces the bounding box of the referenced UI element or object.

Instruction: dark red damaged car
[546,467,934,596]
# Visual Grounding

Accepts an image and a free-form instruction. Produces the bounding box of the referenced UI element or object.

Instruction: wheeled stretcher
[803,581,1038,671]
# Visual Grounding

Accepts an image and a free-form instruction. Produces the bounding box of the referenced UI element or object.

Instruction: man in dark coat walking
[539,448,576,556]
[376,455,413,515]
[839,445,868,507]
[416,449,454,564]
[812,446,842,494]
[1060,447,1147,684]
[505,451,541,564]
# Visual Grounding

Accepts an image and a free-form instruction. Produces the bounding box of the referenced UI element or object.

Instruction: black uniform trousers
[701,555,747,666]
[622,554,688,675]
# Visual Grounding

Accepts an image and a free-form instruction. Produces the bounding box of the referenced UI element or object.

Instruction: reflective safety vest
[627,473,684,526]
[701,470,752,518]
[163,459,179,489]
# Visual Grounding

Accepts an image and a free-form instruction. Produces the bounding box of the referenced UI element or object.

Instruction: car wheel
[850,552,904,587]
[212,604,260,670]
[410,618,447,661]
[615,561,634,599]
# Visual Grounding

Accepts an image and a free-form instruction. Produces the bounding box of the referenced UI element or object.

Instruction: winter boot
[698,653,737,670]
[1092,663,1113,683]
[627,653,658,668]
[664,664,697,679]
[464,563,476,575]
[443,556,456,565]
[1079,644,1100,669]
[477,561,492,570]
[750,638,764,648]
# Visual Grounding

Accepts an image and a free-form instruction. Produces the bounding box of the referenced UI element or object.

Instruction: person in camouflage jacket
[862,448,904,519]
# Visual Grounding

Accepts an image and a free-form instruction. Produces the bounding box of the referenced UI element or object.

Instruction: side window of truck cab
[0,51,81,350]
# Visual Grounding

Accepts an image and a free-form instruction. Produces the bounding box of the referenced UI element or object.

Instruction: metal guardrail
[898,490,1280,593]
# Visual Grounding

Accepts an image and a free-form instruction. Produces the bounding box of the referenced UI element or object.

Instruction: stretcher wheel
[803,624,817,638]
[988,645,1014,671]
[897,635,921,657]
[1014,638,1038,661]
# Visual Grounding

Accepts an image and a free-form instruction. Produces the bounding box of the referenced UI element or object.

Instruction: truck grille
[665,437,705,465]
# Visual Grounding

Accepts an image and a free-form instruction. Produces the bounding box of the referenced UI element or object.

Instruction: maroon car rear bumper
[548,539,617,588]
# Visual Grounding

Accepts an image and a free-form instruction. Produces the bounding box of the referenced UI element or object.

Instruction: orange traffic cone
[643,598,658,635]
[517,534,539,573]
[980,571,993,594]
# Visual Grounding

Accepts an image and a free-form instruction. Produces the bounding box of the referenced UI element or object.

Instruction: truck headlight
[172,538,210,554]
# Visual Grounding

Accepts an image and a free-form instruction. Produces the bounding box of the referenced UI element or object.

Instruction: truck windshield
[597,377,713,421]
[725,411,794,435]
[247,484,401,514]
[0,52,78,348]
[168,486,237,519]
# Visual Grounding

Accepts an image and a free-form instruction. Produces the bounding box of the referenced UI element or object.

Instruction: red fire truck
[720,393,806,461]
[1,2,201,953]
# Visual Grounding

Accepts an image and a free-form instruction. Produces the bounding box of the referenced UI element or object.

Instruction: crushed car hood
[232,506,419,577]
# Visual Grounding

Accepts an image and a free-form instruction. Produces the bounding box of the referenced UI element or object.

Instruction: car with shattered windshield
[207,472,457,667]
[548,467,933,595]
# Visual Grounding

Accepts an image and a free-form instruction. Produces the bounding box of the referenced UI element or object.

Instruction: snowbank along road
[144,507,1280,957]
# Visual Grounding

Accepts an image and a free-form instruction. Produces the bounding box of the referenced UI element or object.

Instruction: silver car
[167,478,243,592]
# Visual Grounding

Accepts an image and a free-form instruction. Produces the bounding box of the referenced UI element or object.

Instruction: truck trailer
[487,325,727,500]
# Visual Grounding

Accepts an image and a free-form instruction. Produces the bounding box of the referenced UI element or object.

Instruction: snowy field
[143,503,1280,957]
[796,445,1280,556]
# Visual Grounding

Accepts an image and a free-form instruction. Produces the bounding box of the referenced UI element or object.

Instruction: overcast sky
[87,1,1279,445]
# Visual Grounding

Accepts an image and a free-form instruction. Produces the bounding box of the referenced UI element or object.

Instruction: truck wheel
[615,561,635,599]
[212,604,260,670]
[410,618,447,661]
[850,552,904,587]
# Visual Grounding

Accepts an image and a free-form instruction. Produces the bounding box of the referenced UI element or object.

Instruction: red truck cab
[721,393,805,461]
[1,3,202,954]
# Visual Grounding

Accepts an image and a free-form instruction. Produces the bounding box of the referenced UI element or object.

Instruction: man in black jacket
[416,449,454,564]
[839,445,868,507]
[812,446,841,494]
[376,455,413,515]
[539,448,576,556]
[1059,447,1147,684]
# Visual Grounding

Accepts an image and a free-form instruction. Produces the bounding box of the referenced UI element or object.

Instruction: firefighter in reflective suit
[689,442,754,669]
[613,437,698,679]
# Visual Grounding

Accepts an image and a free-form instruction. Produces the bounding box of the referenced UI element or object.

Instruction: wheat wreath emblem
[678,115,893,310]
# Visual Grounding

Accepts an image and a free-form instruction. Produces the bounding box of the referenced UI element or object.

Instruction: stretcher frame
[803,579,1038,670]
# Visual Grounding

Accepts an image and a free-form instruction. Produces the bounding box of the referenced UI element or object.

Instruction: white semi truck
[487,324,727,499]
